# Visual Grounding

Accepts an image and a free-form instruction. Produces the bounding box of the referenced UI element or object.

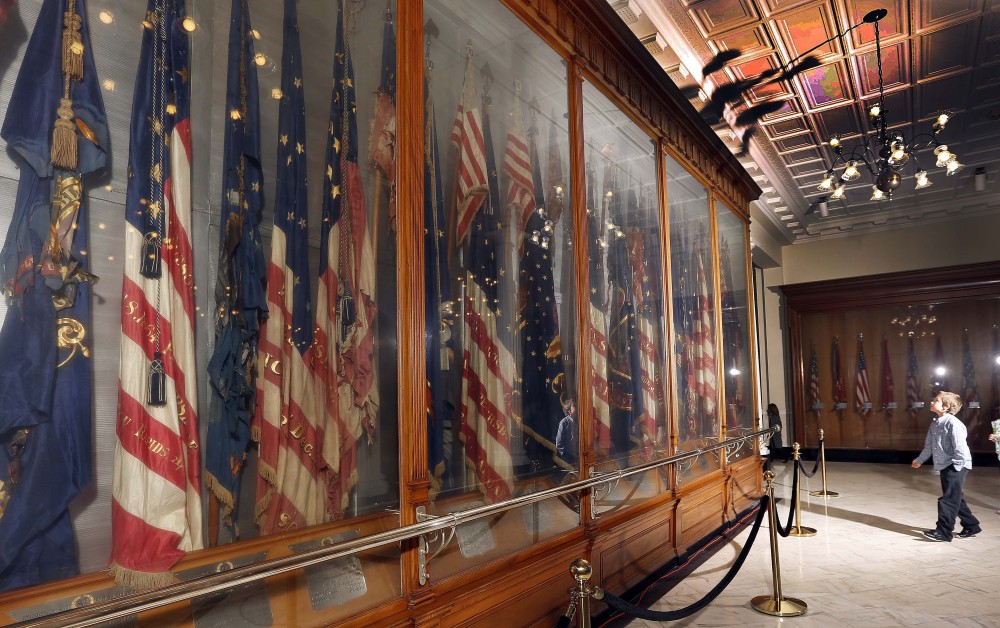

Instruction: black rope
[798,454,821,479]
[597,497,768,622]
[775,462,799,537]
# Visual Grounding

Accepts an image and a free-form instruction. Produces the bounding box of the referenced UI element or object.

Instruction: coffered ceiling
[612,0,1000,243]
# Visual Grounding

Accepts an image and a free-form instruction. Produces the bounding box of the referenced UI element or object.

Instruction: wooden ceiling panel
[730,55,794,100]
[763,116,810,137]
[771,2,841,61]
[798,61,853,109]
[812,104,863,140]
[915,0,982,33]
[712,23,774,57]
[692,0,761,37]
[915,74,970,120]
[775,132,817,152]
[760,97,803,121]
[855,41,909,97]
[918,21,978,80]
[780,146,824,164]
[844,0,907,47]
[789,161,827,177]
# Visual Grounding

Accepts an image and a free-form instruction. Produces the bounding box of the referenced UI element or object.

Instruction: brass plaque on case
[174,551,272,627]
[454,501,496,558]
[289,530,367,610]
[6,586,136,625]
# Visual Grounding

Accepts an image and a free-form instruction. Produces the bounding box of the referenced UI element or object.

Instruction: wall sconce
[974,167,986,192]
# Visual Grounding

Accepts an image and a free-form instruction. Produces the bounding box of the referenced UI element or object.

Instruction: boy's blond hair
[936,391,963,415]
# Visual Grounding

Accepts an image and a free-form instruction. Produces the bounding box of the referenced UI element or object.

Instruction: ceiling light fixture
[820,9,959,203]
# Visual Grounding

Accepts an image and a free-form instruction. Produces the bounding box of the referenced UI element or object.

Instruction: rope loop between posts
[798,452,821,479]
[775,461,799,537]
[595,496,768,622]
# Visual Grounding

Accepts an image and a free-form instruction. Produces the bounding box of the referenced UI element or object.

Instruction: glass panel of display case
[798,299,1000,453]
[0,0,400,601]
[666,153,722,481]
[422,0,579,579]
[715,204,755,454]
[581,81,669,513]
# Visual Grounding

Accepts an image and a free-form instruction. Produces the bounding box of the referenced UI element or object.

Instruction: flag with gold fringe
[111,0,203,589]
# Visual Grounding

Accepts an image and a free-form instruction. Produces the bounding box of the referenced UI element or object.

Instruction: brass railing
[17,428,773,627]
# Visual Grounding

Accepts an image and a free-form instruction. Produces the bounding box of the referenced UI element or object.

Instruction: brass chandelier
[814,9,960,211]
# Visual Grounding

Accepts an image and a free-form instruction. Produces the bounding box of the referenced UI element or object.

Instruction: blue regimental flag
[0,0,107,589]
[606,186,643,459]
[516,115,566,472]
[206,0,267,541]
[424,58,452,497]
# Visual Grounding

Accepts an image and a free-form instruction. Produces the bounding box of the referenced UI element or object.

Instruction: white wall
[779,212,1000,285]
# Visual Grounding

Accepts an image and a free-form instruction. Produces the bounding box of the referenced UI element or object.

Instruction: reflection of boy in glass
[555,400,578,466]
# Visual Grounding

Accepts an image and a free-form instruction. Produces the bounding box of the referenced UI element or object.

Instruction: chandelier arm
[905,133,937,152]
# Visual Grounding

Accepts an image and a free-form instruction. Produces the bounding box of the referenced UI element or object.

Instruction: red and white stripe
[450,54,488,245]
[503,97,534,236]
[693,241,717,421]
[254,223,330,534]
[808,345,821,411]
[628,230,658,458]
[325,160,379,519]
[111,120,203,587]
[854,340,872,417]
[460,276,515,503]
[589,303,611,453]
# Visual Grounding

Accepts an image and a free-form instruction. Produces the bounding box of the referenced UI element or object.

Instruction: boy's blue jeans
[936,466,980,539]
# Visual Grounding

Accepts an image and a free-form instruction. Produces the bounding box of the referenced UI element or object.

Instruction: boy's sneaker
[956,528,980,539]
[922,529,950,542]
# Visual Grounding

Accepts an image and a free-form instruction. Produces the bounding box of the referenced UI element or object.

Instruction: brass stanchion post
[569,558,597,628]
[808,428,839,497]
[788,443,816,537]
[751,471,808,616]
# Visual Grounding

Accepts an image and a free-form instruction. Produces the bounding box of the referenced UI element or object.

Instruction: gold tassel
[51,98,78,170]
[61,9,84,81]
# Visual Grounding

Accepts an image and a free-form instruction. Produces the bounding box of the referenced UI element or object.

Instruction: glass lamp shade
[870,185,886,201]
[946,158,963,175]
[817,172,835,191]
[842,161,861,181]
[934,145,952,167]
[831,183,846,199]
[914,170,932,189]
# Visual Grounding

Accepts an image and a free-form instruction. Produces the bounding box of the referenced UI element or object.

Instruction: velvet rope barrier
[593,496,768,622]
[774,460,799,537]
[797,451,821,479]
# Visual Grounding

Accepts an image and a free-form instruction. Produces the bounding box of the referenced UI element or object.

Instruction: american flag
[832,336,847,414]
[880,338,895,417]
[588,160,611,453]
[627,226,659,459]
[693,230,717,436]
[112,0,203,589]
[906,335,920,415]
[367,6,396,231]
[961,329,981,435]
[254,0,327,533]
[319,0,380,518]
[451,48,488,245]
[854,336,872,417]
[503,95,533,238]
[808,342,821,412]
[673,226,698,440]
[459,85,515,503]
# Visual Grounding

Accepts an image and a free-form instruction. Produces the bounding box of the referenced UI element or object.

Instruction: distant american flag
[906,335,920,415]
[880,338,895,417]
[854,337,872,417]
[808,342,821,411]
[451,49,488,245]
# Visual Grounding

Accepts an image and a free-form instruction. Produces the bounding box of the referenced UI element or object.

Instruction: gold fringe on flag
[108,563,174,591]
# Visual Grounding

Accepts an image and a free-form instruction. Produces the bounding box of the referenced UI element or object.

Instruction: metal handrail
[18,428,772,627]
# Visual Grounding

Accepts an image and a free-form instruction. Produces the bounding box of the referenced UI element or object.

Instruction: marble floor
[620,460,1000,628]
